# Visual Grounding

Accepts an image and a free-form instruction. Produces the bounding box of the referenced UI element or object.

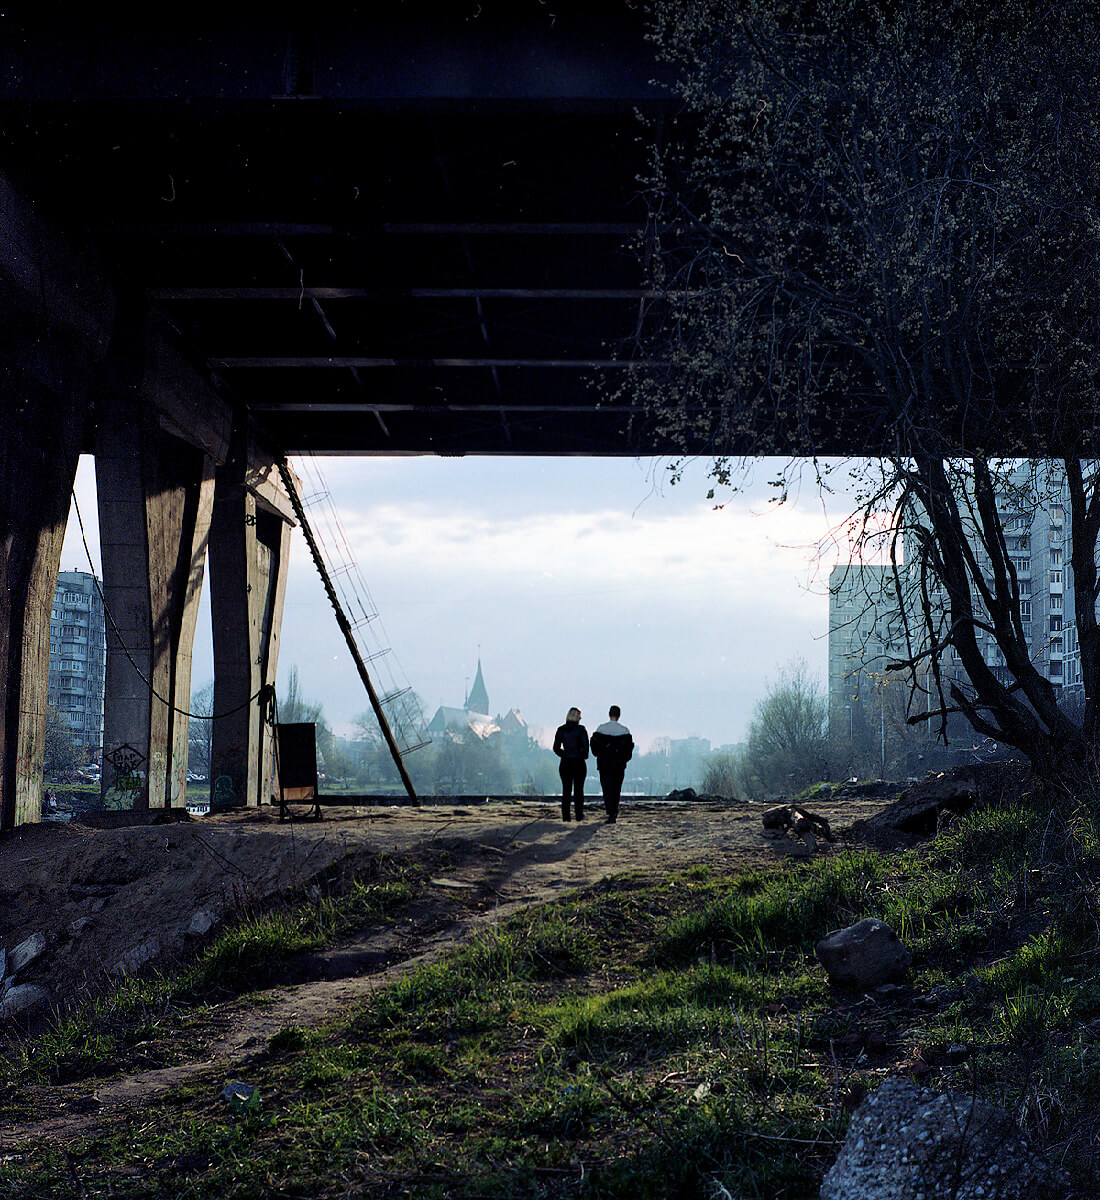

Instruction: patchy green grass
[4,789,1100,1197]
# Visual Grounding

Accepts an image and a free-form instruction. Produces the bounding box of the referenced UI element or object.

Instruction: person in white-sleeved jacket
[590,706,633,824]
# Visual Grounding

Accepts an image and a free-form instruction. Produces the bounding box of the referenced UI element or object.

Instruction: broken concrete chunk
[0,983,50,1020]
[9,932,47,976]
[815,918,911,989]
[67,917,93,940]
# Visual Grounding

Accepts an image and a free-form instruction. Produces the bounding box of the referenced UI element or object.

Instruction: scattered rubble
[761,804,837,852]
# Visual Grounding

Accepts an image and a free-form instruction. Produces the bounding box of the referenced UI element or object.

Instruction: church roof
[466,658,489,716]
[427,705,472,735]
[427,705,497,739]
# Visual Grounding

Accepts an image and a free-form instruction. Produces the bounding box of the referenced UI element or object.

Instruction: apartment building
[829,465,1075,748]
[47,570,107,753]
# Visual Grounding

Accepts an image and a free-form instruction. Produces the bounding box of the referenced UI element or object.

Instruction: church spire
[466,657,490,715]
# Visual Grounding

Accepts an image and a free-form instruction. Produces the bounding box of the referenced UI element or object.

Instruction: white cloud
[62,454,859,755]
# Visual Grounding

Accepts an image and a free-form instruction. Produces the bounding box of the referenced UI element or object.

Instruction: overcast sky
[62,454,861,754]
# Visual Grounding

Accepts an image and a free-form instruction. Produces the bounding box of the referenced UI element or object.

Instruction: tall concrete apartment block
[828,465,1076,741]
[48,570,107,753]
[828,564,912,741]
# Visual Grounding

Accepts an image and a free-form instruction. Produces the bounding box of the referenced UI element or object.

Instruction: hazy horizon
[61,455,862,755]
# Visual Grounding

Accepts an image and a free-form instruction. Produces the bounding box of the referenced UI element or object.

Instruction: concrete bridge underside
[0,6,685,827]
[0,6,986,826]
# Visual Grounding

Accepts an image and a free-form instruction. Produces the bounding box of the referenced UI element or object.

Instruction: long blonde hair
[566,707,581,723]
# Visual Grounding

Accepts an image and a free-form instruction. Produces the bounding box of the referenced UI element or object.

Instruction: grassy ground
[2,789,1099,1197]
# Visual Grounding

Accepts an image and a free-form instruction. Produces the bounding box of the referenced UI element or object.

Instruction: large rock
[816,918,911,989]
[821,1077,1064,1199]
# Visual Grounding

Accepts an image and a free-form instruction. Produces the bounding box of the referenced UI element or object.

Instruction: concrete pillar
[209,428,293,807]
[0,171,112,826]
[0,373,89,829]
[96,379,214,810]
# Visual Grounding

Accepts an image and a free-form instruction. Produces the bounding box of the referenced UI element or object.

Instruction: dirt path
[0,795,891,1147]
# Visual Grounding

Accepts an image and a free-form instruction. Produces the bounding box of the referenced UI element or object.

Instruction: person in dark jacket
[590,705,634,823]
[553,706,589,821]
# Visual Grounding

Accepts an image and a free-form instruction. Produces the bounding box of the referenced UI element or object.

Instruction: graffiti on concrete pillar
[104,742,147,810]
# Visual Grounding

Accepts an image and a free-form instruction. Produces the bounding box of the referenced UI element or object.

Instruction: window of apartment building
[1051,505,1064,523]
[1020,601,1032,620]
[1019,579,1031,595]
[1011,558,1030,573]
[1050,570,1062,585]
[1050,594,1063,611]
[1051,614,1063,632]
[1051,638,1063,654]
[1050,660,1063,677]
[1051,548,1063,566]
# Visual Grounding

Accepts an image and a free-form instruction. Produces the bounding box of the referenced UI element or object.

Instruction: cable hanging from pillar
[276,454,428,805]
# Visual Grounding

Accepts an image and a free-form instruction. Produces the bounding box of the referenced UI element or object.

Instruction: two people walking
[553,705,634,823]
